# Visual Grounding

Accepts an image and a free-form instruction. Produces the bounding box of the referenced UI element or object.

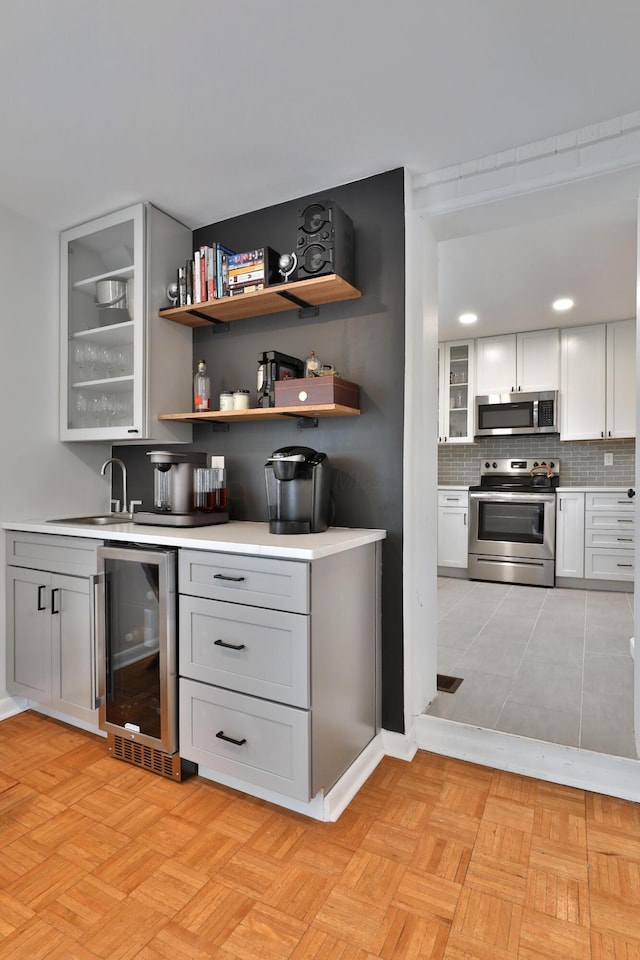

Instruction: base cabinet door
[437,507,469,568]
[51,574,96,719]
[555,492,585,578]
[7,567,52,703]
[6,564,98,726]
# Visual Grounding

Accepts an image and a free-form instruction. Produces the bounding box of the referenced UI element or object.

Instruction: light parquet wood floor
[0,712,639,959]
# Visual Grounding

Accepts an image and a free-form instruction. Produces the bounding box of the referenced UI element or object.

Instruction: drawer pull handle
[216,730,247,746]
[37,584,47,611]
[617,563,633,568]
[617,537,633,542]
[214,639,246,651]
[213,573,246,582]
[617,519,633,523]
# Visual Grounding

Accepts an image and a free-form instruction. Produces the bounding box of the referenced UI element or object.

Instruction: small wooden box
[274,375,359,409]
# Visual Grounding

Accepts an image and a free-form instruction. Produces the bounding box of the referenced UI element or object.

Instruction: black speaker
[295,200,355,285]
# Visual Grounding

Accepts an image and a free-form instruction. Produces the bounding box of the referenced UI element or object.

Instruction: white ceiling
[3,0,640,338]
[3,0,640,234]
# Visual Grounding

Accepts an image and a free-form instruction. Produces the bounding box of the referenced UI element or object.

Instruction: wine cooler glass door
[97,545,177,754]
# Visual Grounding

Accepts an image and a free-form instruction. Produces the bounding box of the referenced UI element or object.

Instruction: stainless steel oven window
[476,499,545,545]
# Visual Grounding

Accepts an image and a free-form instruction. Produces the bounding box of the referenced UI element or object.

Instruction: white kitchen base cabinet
[178,543,380,804]
[555,492,585,579]
[437,489,469,570]
[5,532,100,728]
[584,491,635,582]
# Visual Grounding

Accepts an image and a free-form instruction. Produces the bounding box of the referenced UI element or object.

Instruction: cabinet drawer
[585,511,635,532]
[179,550,309,613]
[585,529,635,549]
[179,678,310,801]
[179,596,310,707]
[584,548,635,581]
[438,490,469,507]
[6,531,100,576]
[585,492,635,511]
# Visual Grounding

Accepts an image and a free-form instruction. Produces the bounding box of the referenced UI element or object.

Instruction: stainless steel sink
[46,514,132,526]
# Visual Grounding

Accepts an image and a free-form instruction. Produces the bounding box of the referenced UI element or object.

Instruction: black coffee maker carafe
[264,446,331,534]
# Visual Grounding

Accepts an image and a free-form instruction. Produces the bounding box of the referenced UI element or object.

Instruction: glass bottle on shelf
[193,360,211,412]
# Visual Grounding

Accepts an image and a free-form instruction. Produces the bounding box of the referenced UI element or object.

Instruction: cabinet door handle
[213,573,245,582]
[216,730,247,746]
[463,512,467,525]
[37,584,47,611]
[51,588,60,615]
[214,638,246,651]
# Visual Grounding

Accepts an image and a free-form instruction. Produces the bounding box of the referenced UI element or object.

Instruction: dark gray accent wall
[114,168,406,732]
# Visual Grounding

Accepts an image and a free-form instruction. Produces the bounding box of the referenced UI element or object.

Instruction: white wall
[0,202,110,710]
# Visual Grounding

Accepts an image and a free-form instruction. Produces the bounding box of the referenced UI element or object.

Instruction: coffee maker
[133,450,229,527]
[264,446,331,534]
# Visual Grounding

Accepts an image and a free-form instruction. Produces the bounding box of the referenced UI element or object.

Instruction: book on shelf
[216,244,236,299]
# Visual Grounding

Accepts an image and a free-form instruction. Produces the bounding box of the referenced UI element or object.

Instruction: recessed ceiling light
[552,297,574,312]
[459,313,478,325]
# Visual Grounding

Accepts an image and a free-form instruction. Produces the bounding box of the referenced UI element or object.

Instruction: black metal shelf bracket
[276,289,320,320]
[184,308,230,332]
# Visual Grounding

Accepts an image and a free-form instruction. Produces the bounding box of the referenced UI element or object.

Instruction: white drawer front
[585,511,635,532]
[585,548,635,581]
[179,678,310,800]
[179,550,309,613]
[438,490,469,508]
[6,531,100,576]
[179,596,310,707]
[585,529,635,549]
[585,492,635,511]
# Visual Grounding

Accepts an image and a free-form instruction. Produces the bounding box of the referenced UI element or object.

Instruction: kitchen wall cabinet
[5,532,101,728]
[475,328,559,395]
[438,340,474,443]
[560,320,635,441]
[555,491,585,579]
[437,488,469,568]
[178,544,379,804]
[60,202,193,443]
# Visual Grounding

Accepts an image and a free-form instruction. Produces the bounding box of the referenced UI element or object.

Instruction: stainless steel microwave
[475,390,559,437]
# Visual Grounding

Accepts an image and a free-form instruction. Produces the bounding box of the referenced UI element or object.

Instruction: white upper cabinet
[475,329,559,395]
[606,318,636,439]
[560,319,635,441]
[438,339,474,443]
[60,203,193,443]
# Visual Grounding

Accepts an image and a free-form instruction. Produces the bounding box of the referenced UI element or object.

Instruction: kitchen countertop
[1,518,386,561]
[556,486,635,493]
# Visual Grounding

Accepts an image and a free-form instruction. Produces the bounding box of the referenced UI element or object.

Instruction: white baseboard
[0,695,27,721]
[414,714,640,803]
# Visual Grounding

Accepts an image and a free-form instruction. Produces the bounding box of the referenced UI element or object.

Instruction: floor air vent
[107,733,191,781]
[437,674,463,694]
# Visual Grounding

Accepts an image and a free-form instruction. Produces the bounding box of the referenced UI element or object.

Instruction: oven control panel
[480,458,559,476]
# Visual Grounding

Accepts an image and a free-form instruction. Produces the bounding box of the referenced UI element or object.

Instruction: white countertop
[1,518,387,561]
[556,486,635,493]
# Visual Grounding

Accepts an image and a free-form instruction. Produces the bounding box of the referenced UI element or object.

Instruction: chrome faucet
[101,458,128,515]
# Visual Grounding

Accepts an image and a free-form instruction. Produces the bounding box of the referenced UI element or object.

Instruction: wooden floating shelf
[159,403,361,424]
[157,274,361,327]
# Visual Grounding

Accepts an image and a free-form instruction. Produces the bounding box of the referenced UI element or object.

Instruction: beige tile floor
[427,577,637,759]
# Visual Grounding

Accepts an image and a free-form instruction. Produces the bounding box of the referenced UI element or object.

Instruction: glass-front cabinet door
[60,203,193,443]
[438,339,474,443]
[61,205,144,440]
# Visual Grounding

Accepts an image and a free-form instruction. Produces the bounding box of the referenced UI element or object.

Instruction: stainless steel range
[468,458,560,587]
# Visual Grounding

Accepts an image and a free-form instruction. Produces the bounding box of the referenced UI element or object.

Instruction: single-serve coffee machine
[133,450,229,527]
[265,446,331,534]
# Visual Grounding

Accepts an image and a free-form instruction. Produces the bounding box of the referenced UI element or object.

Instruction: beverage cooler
[97,544,184,778]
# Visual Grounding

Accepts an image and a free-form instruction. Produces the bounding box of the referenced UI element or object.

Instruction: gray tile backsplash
[438,437,635,487]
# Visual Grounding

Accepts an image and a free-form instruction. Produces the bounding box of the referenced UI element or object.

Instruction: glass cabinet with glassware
[438,339,474,443]
[60,202,193,443]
